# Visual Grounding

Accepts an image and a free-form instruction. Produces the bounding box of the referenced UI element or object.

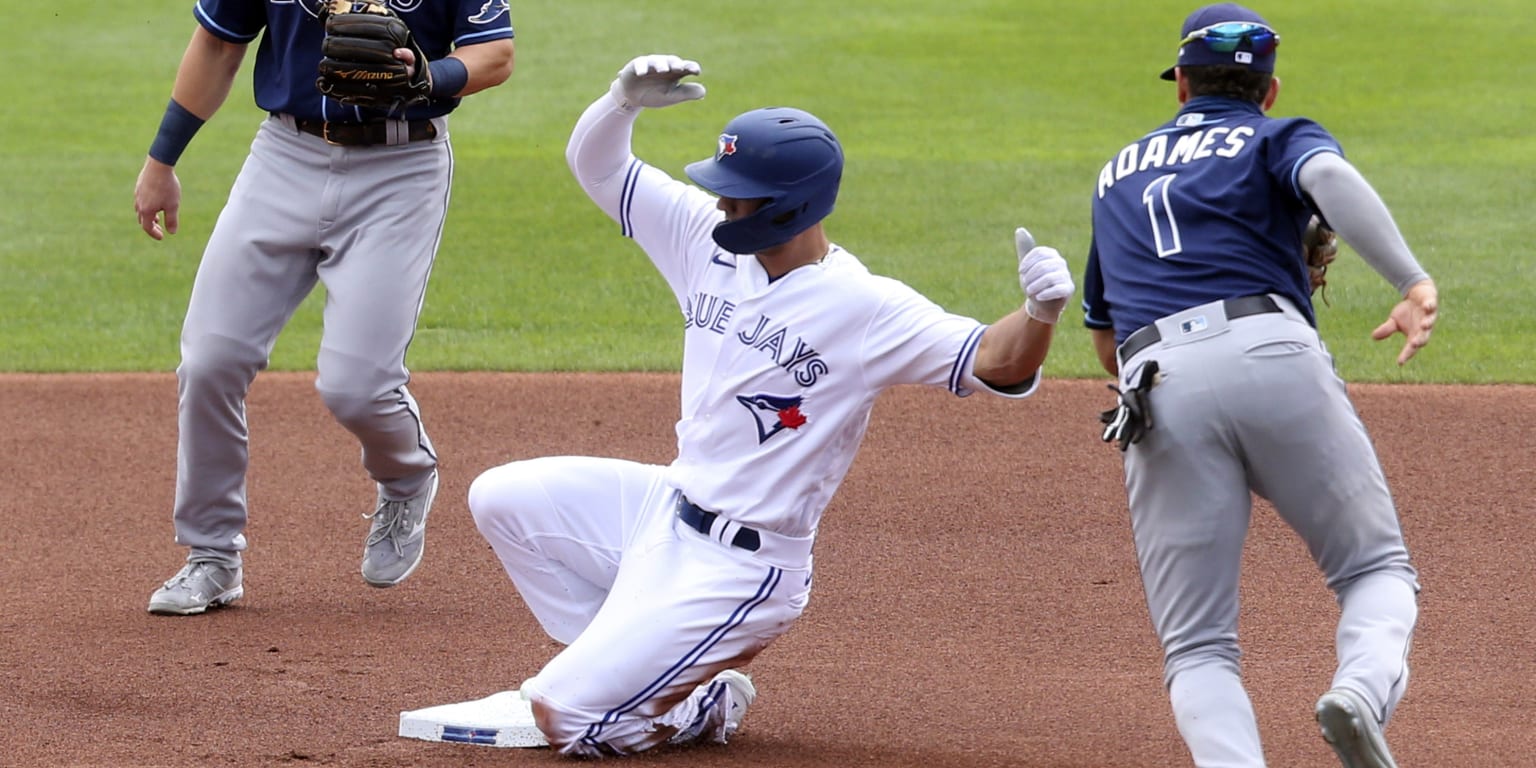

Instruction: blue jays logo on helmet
[736,393,808,444]
[716,133,738,161]
[469,0,509,24]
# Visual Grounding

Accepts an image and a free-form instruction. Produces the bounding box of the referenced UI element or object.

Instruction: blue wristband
[148,99,206,166]
[428,57,469,98]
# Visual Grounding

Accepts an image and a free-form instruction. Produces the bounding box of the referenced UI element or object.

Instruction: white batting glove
[610,55,706,110]
[1015,227,1074,325]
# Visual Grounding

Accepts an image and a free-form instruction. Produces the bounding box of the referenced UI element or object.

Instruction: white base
[398,688,548,748]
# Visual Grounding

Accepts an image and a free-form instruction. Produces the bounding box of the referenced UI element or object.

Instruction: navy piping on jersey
[948,325,986,394]
[620,159,642,238]
[577,566,783,751]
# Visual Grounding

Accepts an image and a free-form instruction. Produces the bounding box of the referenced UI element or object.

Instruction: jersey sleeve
[1081,239,1113,332]
[450,0,514,47]
[566,94,723,303]
[1267,118,1344,208]
[859,278,1032,398]
[193,0,264,43]
[618,164,726,300]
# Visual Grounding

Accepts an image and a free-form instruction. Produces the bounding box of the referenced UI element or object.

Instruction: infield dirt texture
[4,372,1532,767]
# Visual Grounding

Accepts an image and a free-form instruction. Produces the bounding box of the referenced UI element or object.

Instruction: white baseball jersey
[570,95,1039,541]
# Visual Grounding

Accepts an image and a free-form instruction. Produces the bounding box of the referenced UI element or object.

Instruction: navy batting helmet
[684,107,843,255]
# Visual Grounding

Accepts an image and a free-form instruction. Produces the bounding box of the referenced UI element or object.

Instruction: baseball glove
[1303,215,1338,304]
[315,0,431,113]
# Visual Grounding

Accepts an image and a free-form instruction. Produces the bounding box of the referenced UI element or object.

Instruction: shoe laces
[364,498,409,555]
[164,561,222,590]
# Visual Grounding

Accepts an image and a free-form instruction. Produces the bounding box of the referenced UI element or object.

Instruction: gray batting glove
[1016,227,1074,325]
[610,54,706,110]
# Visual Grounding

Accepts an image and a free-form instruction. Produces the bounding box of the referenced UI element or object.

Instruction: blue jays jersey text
[686,291,828,387]
[193,0,514,122]
[1083,96,1342,341]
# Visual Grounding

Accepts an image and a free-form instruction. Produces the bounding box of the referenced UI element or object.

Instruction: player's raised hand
[1015,227,1074,324]
[610,54,705,110]
[1373,278,1438,365]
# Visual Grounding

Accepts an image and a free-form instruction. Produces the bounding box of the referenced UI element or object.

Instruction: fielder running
[134,0,514,614]
[1082,4,1437,767]
[465,54,1075,756]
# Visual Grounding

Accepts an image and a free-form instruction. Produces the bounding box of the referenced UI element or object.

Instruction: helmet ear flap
[770,204,806,227]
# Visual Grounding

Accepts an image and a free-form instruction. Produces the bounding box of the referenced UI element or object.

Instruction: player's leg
[1242,330,1416,764]
[1121,349,1266,767]
[470,461,807,755]
[151,121,329,614]
[314,138,450,585]
[468,456,662,643]
[523,532,803,756]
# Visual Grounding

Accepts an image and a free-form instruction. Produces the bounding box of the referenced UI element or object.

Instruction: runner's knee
[467,461,542,535]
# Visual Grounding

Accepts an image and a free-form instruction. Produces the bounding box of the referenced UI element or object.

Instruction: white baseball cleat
[669,669,756,746]
[1316,687,1399,768]
[714,669,756,739]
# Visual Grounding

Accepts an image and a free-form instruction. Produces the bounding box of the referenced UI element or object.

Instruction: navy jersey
[1082,96,1342,343]
[194,0,514,122]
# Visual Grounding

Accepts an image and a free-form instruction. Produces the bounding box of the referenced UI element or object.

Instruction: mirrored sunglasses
[1178,22,1280,56]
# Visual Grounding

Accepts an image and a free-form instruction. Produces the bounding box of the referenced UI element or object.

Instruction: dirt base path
[4,373,1532,767]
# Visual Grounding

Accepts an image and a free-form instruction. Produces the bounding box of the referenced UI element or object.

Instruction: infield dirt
[4,372,1532,767]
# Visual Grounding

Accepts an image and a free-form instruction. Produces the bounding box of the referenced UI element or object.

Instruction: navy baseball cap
[1160,3,1279,80]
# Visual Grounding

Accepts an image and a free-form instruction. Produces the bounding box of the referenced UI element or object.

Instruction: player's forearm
[972,307,1055,389]
[170,27,248,121]
[1091,327,1119,376]
[1298,152,1430,296]
[444,39,514,97]
[145,27,246,168]
[566,93,641,214]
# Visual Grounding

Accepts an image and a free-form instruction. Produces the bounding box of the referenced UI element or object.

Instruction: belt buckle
[320,122,343,146]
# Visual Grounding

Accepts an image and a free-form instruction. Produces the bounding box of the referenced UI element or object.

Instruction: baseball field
[4,1,1533,766]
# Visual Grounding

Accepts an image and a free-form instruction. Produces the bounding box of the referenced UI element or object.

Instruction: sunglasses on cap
[1177,22,1280,56]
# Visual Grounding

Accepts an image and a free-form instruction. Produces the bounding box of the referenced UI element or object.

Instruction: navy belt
[1118,295,1282,362]
[676,495,761,552]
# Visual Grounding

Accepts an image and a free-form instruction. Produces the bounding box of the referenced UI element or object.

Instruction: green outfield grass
[3,1,1531,381]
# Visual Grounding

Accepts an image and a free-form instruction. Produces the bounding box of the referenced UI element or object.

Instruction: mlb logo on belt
[1179,316,1209,335]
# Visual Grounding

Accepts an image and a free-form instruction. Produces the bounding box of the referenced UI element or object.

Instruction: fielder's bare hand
[611,54,705,110]
[1373,278,1438,365]
[135,158,181,240]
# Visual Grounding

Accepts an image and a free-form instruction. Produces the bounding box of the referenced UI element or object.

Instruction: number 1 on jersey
[1142,173,1182,258]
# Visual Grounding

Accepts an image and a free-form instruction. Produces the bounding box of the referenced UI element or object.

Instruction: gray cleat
[1316,687,1399,768]
[148,560,244,615]
[361,470,438,587]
